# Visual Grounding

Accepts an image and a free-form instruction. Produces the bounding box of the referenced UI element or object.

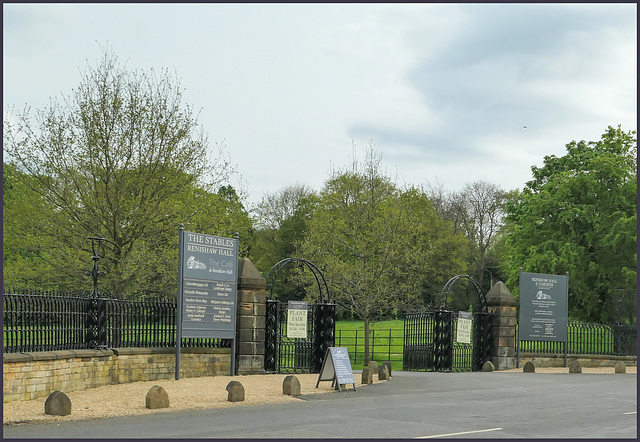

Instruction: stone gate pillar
[235,257,266,375]
[486,281,518,370]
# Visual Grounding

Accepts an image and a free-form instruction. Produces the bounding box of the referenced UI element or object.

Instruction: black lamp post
[87,237,106,298]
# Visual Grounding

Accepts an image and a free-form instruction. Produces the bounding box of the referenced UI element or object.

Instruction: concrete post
[486,281,519,370]
[235,257,266,375]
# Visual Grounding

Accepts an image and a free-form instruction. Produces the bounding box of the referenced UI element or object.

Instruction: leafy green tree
[3,48,245,296]
[502,125,637,323]
[250,184,319,302]
[298,148,468,364]
[2,163,62,289]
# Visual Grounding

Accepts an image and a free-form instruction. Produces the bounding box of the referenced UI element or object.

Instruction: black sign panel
[179,231,238,339]
[316,347,356,391]
[183,232,237,282]
[519,272,568,341]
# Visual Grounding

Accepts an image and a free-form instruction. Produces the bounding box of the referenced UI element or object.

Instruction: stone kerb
[361,368,373,384]
[44,391,71,416]
[226,381,245,402]
[236,257,267,375]
[145,385,169,409]
[485,281,519,370]
[282,375,301,396]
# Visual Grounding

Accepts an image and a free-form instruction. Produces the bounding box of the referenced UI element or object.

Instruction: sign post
[518,270,569,367]
[176,224,239,380]
[316,347,356,392]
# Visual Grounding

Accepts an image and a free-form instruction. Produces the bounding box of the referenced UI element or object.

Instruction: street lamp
[87,237,106,298]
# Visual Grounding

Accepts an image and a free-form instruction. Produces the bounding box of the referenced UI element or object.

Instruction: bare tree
[426,180,510,288]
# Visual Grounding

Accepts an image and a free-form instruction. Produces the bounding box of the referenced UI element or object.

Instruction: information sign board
[316,347,356,391]
[519,272,568,341]
[287,300,308,339]
[456,311,472,344]
[180,231,238,339]
[176,226,238,379]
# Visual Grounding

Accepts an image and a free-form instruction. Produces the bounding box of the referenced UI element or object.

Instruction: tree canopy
[297,148,468,362]
[502,125,637,323]
[3,49,251,296]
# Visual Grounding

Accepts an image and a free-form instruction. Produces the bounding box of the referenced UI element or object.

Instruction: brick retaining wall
[3,347,231,403]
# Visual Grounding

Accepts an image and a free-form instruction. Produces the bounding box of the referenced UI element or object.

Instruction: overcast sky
[3,3,637,207]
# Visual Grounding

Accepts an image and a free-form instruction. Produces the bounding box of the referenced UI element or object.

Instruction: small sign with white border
[456,311,472,344]
[287,300,308,339]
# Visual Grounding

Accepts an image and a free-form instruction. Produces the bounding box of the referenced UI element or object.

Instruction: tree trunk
[363,316,370,366]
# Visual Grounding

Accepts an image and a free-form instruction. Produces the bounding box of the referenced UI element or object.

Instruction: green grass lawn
[335,319,405,372]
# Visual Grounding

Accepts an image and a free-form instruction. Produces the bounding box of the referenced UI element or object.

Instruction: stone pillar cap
[486,281,518,306]
[237,257,266,290]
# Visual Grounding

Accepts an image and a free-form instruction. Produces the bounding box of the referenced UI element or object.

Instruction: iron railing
[4,288,635,360]
[3,289,92,352]
[335,328,405,370]
[517,321,636,356]
[2,288,230,353]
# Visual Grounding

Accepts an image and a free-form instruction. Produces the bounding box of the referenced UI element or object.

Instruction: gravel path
[3,373,356,426]
[3,366,635,426]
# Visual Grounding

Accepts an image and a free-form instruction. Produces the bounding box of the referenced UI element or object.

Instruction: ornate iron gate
[403,310,492,372]
[263,258,336,374]
[264,300,335,373]
[403,275,493,372]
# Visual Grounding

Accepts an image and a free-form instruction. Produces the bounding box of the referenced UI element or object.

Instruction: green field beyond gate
[333,319,635,373]
[335,320,405,372]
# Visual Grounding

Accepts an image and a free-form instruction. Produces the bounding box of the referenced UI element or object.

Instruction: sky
[3,3,637,208]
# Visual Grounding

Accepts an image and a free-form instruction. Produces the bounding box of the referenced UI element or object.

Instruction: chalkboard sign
[315,347,356,392]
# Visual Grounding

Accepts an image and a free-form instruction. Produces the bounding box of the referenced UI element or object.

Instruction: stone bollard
[44,391,72,416]
[481,361,495,372]
[367,361,378,379]
[378,365,389,381]
[569,360,582,373]
[146,385,169,409]
[226,381,245,402]
[614,361,626,374]
[383,361,392,377]
[361,368,372,384]
[523,361,536,373]
[283,375,301,396]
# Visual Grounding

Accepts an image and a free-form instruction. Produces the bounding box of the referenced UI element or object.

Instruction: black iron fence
[335,328,404,370]
[4,288,636,360]
[517,321,636,356]
[2,288,230,353]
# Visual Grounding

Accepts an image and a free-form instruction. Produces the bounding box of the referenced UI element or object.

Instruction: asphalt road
[3,370,637,439]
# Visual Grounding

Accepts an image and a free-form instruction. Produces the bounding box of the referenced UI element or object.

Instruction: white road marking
[416,427,503,439]
[623,411,637,415]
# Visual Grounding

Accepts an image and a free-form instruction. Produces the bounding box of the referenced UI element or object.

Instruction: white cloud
[3,3,636,206]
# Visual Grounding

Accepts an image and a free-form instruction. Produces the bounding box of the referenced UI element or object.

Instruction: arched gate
[264,258,336,374]
[403,275,493,372]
